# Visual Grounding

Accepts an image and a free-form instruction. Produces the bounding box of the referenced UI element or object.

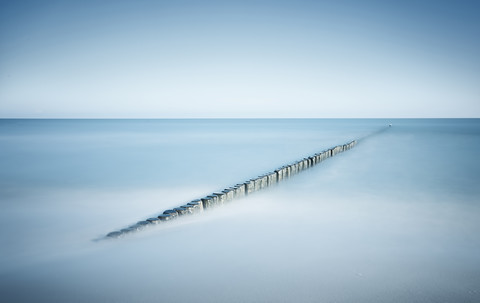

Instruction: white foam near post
[105,139,358,239]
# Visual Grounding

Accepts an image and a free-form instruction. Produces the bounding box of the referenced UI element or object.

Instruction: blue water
[0,119,479,302]
[0,119,377,191]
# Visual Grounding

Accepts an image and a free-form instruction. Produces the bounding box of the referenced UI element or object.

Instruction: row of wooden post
[106,140,357,238]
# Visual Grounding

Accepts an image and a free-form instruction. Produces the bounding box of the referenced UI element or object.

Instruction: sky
[0,0,479,118]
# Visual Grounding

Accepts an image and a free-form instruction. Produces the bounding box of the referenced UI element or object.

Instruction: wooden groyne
[105,139,357,239]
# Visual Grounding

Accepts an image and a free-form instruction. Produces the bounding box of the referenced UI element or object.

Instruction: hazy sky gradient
[1,0,479,118]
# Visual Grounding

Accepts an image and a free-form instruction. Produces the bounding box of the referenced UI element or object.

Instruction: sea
[0,118,479,302]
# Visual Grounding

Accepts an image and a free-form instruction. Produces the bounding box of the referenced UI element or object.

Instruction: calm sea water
[0,119,479,302]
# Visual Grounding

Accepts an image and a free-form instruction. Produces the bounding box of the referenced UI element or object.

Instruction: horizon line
[1,117,479,120]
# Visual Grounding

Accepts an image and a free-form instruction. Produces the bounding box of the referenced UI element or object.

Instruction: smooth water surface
[0,119,479,302]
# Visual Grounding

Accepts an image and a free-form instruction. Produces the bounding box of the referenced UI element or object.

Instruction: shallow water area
[0,119,479,302]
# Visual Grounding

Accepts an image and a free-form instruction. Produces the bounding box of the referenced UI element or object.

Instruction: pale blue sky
[1,0,479,118]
